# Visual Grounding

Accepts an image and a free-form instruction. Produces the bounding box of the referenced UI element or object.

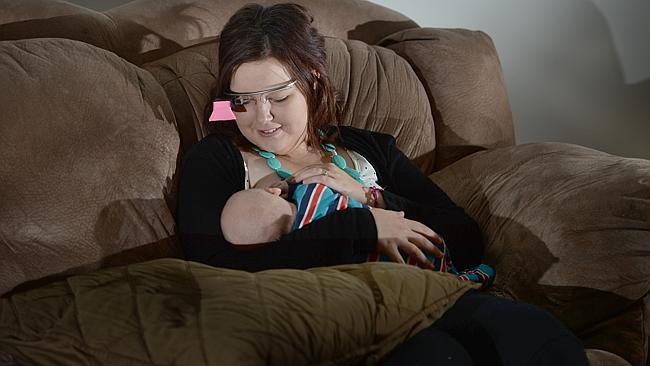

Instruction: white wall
[66,0,650,159]
[369,0,650,159]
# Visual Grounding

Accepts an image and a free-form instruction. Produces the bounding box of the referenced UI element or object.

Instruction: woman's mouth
[259,127,281,137]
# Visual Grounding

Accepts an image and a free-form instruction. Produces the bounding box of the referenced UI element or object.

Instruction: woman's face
[230,57,309,155]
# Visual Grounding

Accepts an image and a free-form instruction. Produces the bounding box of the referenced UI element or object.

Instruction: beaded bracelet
[366,186,384,207]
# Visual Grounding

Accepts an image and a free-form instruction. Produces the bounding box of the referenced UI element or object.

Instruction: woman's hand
[289,162,367,203]
[370,208,445,269]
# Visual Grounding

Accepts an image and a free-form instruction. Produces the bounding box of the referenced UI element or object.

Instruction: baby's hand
[264,187,282,196]
[253,177,290,198]
[268,180,289,199]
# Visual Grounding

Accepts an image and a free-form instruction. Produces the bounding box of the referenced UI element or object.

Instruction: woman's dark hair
[211,3,342,153]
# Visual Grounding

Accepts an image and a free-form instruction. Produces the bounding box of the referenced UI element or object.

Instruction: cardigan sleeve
[175,133,377,271]
[374,133,485,270]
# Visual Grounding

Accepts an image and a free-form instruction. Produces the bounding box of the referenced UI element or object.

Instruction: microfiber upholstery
[380,28,515,170]
[431,142,650,366]
[142,41,219,155]
[0,38,181,296]
[2,0,648,364]
[324,37,436,173]
[143,37,436,172]
[0,0,119,54]
[0,259,477,366]
[105,0,417,64]
[0,0,417,66]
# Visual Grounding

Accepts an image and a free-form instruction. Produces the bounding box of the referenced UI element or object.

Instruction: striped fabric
[289,183,495,289]
[290,183,366,231]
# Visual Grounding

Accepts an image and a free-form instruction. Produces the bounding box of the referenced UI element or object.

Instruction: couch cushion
[382,28,515,171]
[142,42,219,156]
[431,142,650,365]
[0,259,476,365]
[144,37,436,172]
[325,37,436,172]
[0,38,180,296]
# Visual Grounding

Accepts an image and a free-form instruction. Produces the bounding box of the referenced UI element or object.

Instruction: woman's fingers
[409,233,444,259]
[264,187,280,195]
[399,241,435,270]
[409,220,444,245]
[372,207,446,267]
[384,241,405,264]
[289,163,367,203]
[398,217,446,257]
[300,174,332,186]
[289,163,338,183]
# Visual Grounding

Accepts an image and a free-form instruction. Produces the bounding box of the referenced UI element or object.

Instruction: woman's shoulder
[338,126,397,151]
[179,132,245,188]
[183,132,241,163]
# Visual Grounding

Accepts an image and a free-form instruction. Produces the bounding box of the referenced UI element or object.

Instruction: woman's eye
[271,96,289,103]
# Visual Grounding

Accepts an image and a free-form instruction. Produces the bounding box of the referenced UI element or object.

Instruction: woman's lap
[378,290,589,366]
[378,325,475,365]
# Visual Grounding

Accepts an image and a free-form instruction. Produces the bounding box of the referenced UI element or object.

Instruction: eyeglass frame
[222,79,297,113]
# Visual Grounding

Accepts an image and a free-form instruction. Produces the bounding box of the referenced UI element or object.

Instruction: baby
[221,182,495,288]
[221,182,365,245]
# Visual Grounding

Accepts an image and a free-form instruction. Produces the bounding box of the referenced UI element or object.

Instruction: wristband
[366,186,383,207]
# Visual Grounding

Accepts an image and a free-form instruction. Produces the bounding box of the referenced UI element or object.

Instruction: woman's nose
[254,99,273,124]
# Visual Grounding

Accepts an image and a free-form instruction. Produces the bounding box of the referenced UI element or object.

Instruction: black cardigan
[176,126,484,271]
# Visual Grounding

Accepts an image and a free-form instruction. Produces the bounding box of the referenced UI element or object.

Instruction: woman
[176,3,588,365]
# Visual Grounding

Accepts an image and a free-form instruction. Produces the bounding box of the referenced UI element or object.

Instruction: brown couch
[1,0,648,365]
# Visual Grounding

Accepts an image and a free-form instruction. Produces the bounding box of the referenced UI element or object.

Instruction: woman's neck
[277,130,325,165]
[281,142,325,166]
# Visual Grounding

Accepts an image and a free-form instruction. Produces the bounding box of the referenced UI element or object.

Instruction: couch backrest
[0,0,417,65]
[0,0,119,56]
[1,0,515,171]
[107,0,419,64]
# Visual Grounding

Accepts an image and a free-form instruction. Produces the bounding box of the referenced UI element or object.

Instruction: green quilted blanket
[0,259,476,365]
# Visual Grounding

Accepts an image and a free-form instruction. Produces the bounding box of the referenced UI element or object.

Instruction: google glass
[224,79,297,113]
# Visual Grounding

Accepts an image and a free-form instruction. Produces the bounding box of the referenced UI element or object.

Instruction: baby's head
[221,188,296,244]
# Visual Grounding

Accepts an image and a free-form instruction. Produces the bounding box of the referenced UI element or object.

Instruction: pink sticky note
[209,101,236,122]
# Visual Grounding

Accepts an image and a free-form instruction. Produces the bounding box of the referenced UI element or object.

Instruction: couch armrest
[431,143,650,366]
[380,28,515,170]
